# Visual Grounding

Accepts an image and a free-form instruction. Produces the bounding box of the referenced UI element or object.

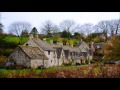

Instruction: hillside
[0,35,28,57]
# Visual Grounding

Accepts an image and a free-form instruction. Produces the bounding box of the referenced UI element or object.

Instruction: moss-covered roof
[33,39,55,51]
[19,45,48,60]
[62,46,80,53]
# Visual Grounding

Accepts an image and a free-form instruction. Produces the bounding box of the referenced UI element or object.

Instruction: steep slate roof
[62,46,80,52]
[93,43,104,49]
[79,41,90,50]
[62,46,70,50]
[33,39,55,51]
[19,45,48,60]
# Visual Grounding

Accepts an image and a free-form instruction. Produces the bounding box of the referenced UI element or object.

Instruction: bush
[62,62,72,66]
[0,55,7,69]
[53,38,58,43]
[76,63,81,65]
[62,38,68,45]
[38,65,45,69]
[90,60,95,64]
[6,64,30,69]
[0,49,13,57]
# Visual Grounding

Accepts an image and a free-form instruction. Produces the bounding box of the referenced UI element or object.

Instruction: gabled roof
[19,45,48,60]
[79,41,90,50]
[33,39,55,51]
[62,46,80,53]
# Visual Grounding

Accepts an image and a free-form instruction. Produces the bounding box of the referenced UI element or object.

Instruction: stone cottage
[7,27,93,68]
[6,45,48,68]
[23,27,59,67]
[79,41,93,64]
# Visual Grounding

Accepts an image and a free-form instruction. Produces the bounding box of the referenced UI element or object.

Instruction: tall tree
[114,19,120,35]
[41,20,60,37]
[97,20,109,40]
[0,13,4,34]
[104,35,120,61]
[73,32,81,39]
[61,30,72,38]
[8,21,32,44]
[0,23,4,34]
[59,20,76,39]
[79,23,93,35]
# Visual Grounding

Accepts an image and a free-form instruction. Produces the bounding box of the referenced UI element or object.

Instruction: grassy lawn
[4,36,28,44]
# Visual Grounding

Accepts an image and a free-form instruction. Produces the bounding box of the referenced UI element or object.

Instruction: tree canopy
[104,35,120,61]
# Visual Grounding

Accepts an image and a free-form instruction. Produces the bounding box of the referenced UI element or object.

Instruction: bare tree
[0,23,4,34]
[114,19,120,35]
[59,20,76,39]
[107,20,116,36]
[97,20,109,40]
[41,20,60,37]
[0,13,4,34]
[93,25,102,33]
[8,21,32,44]
[79,23,93,35]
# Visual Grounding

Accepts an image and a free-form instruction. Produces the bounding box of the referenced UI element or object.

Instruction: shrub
[0,55,7,69]
[53,38,58,43]
[62,62,72,66]
[76,63,81,65]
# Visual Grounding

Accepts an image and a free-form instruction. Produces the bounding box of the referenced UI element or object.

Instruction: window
[48,51,50,55]
[51,60,52,63]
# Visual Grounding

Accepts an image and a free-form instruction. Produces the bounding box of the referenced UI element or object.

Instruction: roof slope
[19,45,48,60]
[63,46,80,53]
[33,39,55,51]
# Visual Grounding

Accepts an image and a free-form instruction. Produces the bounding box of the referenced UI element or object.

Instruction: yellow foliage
[93,37,100,43]
[0,55,6,63]
[104,35,120,60]
[58,38,63,42]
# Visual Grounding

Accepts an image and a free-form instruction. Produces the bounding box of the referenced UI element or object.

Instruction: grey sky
[1,12,120,33]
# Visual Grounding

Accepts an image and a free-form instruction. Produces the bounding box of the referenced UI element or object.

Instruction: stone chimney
[50,39,53,44]
[66,42,69,46]
[35,34,39,39]
[57,42,63,46]
[43,38,46,42]
[81,38,83,42]
[29,34,33,39]
[29,27,39,40]
[71,44,73,47]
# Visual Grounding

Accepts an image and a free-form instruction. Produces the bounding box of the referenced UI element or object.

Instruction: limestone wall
[7,47,31,67]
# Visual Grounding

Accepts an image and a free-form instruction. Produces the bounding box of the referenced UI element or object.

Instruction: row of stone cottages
[6,28,104,68]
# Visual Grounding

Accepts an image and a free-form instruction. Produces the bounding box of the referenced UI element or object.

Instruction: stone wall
[44,51,57,67]
[31,59,43,68]
[7,47,31,67]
